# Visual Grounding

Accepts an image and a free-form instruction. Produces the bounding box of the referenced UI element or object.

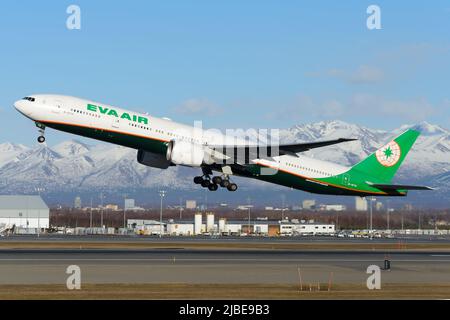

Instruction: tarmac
[0,246,449,285]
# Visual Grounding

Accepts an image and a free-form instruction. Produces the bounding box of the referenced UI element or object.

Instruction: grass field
[1,283,449,299]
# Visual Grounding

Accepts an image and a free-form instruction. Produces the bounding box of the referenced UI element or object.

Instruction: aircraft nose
[14,99,33,118]
[14,99,25,112]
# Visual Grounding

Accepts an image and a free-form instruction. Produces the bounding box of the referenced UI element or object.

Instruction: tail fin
[351,129,420,183]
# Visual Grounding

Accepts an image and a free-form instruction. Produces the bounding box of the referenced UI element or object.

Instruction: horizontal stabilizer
[368,183,434,191]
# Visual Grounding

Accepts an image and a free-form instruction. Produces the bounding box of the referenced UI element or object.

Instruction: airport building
[302,199,316,210]
[128,213,335,237]
[318,204,347,211]
[105,204,119,211]
[0,195,49,229]
[121,199,145,211]
[167,222,195,236]
[185,200,197,209]
[127,219,165,235]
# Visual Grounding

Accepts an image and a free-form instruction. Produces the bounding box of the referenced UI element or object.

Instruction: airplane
[14,94,433,196]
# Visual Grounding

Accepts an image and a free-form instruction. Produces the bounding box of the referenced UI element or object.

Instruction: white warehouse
[0,195,49,229]
[167,222,194,236]
[291,223,335,235]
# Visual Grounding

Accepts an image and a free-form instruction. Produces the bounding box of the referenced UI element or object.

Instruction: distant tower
[124,198,135,210]
[194,213,202,235]
[355,197,368,211]
[206,212,215,233]
[74,196,82,209]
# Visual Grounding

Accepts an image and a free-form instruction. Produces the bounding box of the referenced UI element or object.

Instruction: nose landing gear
[36,123,46,144]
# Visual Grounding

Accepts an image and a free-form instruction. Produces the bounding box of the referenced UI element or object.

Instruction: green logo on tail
[375,141,401,167]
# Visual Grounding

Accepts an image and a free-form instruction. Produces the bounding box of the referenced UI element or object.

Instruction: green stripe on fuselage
[243,163,405,196]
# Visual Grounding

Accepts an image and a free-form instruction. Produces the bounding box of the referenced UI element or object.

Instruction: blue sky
[1,1,449,145]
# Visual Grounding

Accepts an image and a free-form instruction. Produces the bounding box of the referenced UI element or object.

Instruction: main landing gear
[193,174,238,192]
[36,123,46,144]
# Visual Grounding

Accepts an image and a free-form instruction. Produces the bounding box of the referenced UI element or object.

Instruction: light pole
[366,198,369,230]
[123,194,128,229]
[99,192,105,229]
[281,194,286,221]
[336,211,339,231]
[247,196,251,235]
[35,187,45,237]
[159,190,166,238]
[179,197,183,220]
[386,200,390,230]
[369,197,375,238]
[90,197,93,229]
[418,212,421,231]
[401,212,404,232]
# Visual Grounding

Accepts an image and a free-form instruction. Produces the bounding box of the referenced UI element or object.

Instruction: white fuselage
[13,94,349,179]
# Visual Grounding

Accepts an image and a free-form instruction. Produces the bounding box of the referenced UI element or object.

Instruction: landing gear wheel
[212,176,222,185]
[220,179,230,188]
[36,123,46,144]
[227,183,238,192]
[208,183,218,191]
[201,179,211,188]
[194,176,203,184]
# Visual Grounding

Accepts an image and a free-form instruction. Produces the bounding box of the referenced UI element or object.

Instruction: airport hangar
[0,195,49,229]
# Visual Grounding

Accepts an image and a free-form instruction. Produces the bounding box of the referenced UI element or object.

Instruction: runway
[0,248,449,285]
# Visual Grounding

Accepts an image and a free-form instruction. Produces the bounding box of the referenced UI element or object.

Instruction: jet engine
[137,150,171,169]
[166,140,206,167]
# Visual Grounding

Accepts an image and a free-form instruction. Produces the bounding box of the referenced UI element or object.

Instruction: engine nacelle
[137,150,171,169]
[166,140,205,167]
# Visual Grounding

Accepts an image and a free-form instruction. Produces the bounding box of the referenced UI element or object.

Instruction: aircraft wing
[368,183,434,191]
[208,137,357,160]
[277,138,357,155]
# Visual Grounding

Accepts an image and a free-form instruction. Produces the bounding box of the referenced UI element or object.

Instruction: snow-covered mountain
[0,142,30,166]
[0,140,190,193]
[280,120,450,181]
[0,121,448,200]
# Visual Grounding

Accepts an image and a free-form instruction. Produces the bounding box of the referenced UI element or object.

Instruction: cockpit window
[22,97,35,102]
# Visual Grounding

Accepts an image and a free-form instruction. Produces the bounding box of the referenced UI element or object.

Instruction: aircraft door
[111,118,121,130]
[52,99,62,114]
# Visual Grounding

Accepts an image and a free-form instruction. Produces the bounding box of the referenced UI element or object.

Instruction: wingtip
[418,185,435,191]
